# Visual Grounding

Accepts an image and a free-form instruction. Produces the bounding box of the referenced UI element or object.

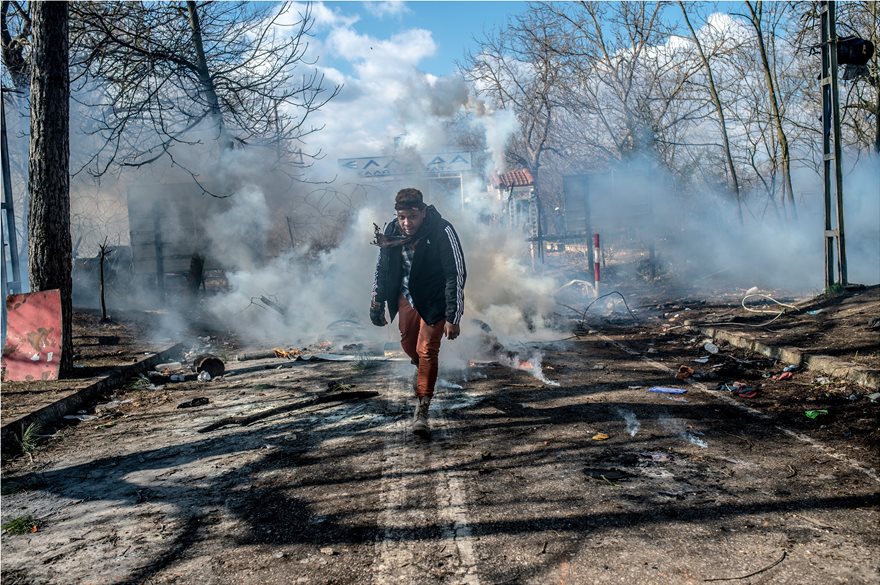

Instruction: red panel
[2,290,63,382]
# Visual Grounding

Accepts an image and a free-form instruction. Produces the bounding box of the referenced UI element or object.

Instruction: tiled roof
[490,168,534,188]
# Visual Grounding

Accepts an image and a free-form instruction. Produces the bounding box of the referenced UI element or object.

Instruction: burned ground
[1,286,878,584]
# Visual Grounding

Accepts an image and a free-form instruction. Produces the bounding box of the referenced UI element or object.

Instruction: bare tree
[462,6,568,238]
[68,1,340,191]
[678,1,743,224]
[1,0,29,90]
[28,1,73,373]
[743,0,798,220]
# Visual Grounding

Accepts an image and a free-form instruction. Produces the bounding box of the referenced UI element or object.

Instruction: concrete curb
[696,326,880,390]
[1,343,184,454]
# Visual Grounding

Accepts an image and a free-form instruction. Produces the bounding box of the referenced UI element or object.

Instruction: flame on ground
[502,352,559,387]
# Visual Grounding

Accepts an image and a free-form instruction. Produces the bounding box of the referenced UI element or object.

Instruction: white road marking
[374,381,482,584]
[432,402,481,584]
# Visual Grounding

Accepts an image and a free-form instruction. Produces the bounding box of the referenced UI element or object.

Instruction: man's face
[397,207,426,236]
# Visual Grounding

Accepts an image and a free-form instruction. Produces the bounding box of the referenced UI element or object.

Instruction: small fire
[502,352,559,387]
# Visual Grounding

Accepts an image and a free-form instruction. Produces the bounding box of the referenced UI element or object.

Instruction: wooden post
[152,204,165,302]
[820,0,848,289]
[98,237,112,322]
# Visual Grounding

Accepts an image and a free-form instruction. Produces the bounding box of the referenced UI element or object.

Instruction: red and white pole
[593,233,601,287]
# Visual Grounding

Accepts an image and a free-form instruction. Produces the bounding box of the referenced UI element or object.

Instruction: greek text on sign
[338,152,472,177]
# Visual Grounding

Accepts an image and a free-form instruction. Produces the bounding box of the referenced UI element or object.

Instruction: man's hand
[444,322,460,340]
[370,300,388,326]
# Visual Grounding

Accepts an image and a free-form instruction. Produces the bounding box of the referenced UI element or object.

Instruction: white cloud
[327,27,436,67]
[279,1,360,30]
[289,10,458,176]
[363,0,412,18]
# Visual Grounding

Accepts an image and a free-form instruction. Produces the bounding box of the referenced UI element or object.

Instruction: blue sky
[312,1,529,76]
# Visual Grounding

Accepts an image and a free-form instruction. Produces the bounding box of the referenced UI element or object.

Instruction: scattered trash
[94,422,117,429]
[320,547,336,556]
[807,309,823,315]
[177,397,210,409]
[155,361,184,372]
[591,433,610,441]
[847,394,859,401]
[169,374,186,382]
[592,363,607,370]
[649,386,687,395]
[63,414,96,421]
[732,385,760,398]
[805,409,829,420]
[640,451,671,463]
[675,365,694,380]
[197,371,212,382]
[193,354,225,378]
[95,399,132,411]
[782,365,799,373]
[815,377,832,385]
[703,342,719,354]
[327,381,354,393]
[868,392,880,403]
[693,356,710,364]
[773,371,794,381]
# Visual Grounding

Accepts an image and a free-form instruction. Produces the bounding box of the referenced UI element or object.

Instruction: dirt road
[2,333,878,584]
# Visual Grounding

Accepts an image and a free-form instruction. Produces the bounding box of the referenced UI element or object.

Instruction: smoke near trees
[461,1,878,225]
[2,1,878,355]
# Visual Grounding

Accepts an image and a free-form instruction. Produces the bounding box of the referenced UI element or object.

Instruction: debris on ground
[327,381,354,393]
[177,397,210,409]
[675,365,694,380]
[649,386,687,395]
[193,354,225,378]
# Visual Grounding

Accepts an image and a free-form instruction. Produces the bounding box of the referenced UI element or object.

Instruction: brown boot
[412,396,431,438]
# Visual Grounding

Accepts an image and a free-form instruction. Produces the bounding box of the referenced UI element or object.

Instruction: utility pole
[1,90,23,297]
[819,0,848,289]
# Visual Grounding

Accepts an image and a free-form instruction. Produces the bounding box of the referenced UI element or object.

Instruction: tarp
[2,290,62,382]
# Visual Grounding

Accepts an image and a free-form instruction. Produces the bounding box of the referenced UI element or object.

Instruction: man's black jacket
[372,205,466,325]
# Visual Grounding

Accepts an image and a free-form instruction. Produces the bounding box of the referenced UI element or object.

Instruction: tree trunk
[186,0,229,148]
[679,1,743,225]
[746,1,797,220]
[27,1,72,374]
[873,1,880,154]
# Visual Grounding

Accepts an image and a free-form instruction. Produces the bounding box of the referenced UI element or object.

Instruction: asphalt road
[2,333,878,584]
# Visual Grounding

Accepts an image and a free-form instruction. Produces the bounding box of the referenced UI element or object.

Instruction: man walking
[370,188,466,438]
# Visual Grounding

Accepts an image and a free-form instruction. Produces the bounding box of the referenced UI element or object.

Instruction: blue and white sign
[338,152,472,177]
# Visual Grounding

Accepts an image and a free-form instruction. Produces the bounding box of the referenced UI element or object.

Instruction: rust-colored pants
[398,295,445,398]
